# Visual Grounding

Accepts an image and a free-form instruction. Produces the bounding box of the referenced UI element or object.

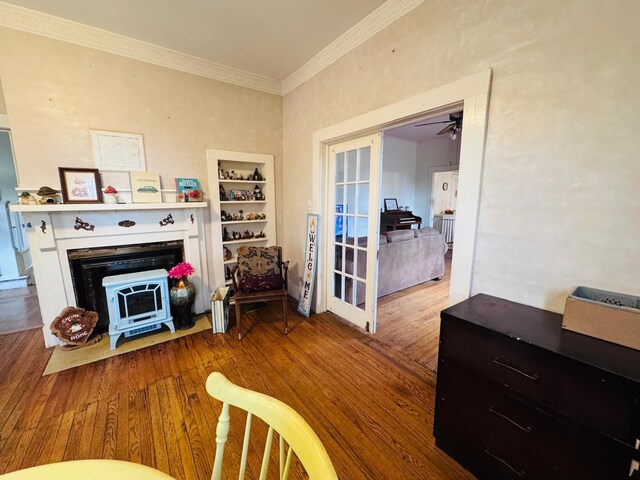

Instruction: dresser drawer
[440,316,639,442]
[435,358,633,479]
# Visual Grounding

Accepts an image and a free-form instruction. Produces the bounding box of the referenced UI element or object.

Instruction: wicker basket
[563,286,640,350]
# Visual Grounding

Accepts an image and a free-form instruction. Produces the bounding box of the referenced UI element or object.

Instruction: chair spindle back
[206,372,337,480]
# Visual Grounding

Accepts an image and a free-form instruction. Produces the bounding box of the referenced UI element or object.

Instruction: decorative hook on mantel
[118,220,136,228]
[40,220,47,234]
[74,217,95,231]
[159,213,174,227]
[190,214,195,224]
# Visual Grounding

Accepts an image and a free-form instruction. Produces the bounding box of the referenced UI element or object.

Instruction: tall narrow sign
[297,213,319,317]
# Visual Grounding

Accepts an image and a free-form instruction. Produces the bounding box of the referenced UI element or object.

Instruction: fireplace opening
[68,241,184,334]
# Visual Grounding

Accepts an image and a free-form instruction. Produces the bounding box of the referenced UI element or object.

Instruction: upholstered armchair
[231,246,289,340]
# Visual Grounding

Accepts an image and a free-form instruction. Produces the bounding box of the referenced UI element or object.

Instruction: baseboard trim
[0,275,29,290]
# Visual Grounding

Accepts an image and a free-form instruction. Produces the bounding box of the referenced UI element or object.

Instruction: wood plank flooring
[375,253,451,372]
[0,256,472,479]
[0,286,42,335]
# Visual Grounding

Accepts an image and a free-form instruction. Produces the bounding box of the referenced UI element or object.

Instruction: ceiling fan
[415,112,463,139]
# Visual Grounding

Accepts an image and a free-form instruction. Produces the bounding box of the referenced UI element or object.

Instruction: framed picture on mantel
[91,129,146,172]
[130,171,162,203]
[58,167,102,204]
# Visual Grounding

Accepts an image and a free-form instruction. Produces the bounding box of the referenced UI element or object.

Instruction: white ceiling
[2,0,387,80]
[386,114,455,143]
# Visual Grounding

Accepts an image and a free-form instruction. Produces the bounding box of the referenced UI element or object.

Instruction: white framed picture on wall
[91,129,146,172]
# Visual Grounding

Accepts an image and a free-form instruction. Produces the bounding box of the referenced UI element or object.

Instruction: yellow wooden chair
[206,372,338,480]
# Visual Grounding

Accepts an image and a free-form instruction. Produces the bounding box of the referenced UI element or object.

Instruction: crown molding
[282,0,424,95]
[0,1,282,95]
[0,0,425,97]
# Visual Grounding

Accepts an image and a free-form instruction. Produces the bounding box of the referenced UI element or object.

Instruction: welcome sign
[297,213,319,317]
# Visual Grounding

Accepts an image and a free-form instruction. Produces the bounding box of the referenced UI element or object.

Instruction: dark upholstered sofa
[343,227,448,305]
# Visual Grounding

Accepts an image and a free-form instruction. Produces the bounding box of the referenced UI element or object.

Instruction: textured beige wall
[0,26,283,291]
[283,0,640,312]
[0,77,6,115]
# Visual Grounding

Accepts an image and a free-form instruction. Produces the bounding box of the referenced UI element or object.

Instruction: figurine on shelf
[248,212,256,220]
[254,185,264,201]
[230,170,237,180]
[225,266,232,280]
[223,227,230,242]
[103,185,118,204]
[252,168,263,181]
[19,191,37,205]
[37,186,60,204]
[255,231,266,238]
[218,163,224,180]
[219,184,227,201]
[232,231,240,240]
[238,210,243,219]
[221,210,228,222]
[223,246,232,261]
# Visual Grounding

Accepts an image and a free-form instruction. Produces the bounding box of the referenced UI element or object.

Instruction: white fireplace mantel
[12,202,206,212]
[9,202,209,347]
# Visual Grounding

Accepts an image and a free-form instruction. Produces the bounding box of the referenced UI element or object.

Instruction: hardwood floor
[0,284,474,479]
[376,252,451,372]
[0,286,42,335]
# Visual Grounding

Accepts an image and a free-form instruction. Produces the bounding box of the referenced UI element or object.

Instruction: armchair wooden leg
[235,302,242,340]
[282,297,288,335]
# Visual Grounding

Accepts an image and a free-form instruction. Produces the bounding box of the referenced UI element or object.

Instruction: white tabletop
[0,460,174,479]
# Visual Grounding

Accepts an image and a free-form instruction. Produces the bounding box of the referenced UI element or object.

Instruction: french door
[325,133,381,332]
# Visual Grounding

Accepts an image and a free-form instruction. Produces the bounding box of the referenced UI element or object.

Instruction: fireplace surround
[9,202,209,347]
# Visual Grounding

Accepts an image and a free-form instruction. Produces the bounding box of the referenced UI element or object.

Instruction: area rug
[43,314,211,375]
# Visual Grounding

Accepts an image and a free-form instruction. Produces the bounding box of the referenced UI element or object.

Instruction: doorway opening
[374,113,462,369]
[0,129,40,335]
[312,70,491,356]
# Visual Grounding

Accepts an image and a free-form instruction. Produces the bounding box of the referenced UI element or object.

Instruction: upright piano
[380,210,422,231]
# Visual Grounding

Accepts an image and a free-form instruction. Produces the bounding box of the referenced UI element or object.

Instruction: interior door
[325,133,381,332]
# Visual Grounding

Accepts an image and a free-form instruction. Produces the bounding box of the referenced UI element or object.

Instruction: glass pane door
[326,133,381,331]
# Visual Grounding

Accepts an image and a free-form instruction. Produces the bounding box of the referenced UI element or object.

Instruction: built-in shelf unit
[207,150,276,297]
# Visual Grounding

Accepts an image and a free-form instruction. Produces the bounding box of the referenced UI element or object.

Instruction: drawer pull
[484,446,526,478]
[492,356,539,381]
[488,406,532,433]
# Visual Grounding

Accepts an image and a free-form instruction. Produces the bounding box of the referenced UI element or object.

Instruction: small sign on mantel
[130,172,162,203]
[175,178,202,202]
[297,213,319,317]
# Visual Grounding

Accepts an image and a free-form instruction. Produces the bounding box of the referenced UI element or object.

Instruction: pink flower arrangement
[168,262,195,279]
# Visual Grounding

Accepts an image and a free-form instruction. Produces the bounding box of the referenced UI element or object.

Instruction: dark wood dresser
[434,294,640,480]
